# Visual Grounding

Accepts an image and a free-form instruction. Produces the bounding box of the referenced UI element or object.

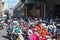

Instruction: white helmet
[8,20,10,22]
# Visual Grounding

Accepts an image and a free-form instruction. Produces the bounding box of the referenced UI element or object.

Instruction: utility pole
[8,3,11,20]
[44,4,46,19]
[44,0,46,19]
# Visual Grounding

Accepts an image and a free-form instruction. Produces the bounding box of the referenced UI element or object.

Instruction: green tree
[0,0,2,2]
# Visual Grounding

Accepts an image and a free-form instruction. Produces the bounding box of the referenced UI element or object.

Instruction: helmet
[8,20,10,22]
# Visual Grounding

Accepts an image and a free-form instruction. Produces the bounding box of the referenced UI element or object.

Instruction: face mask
[34,31,38,34]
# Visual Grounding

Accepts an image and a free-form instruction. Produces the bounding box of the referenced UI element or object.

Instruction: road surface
[0,28,8,40]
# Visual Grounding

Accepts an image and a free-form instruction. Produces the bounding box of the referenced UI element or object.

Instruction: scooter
[6,26,14,40]
[9,33,14,40]
[9,32,20,40]
[8,28,14,40]
[14,33,24,40]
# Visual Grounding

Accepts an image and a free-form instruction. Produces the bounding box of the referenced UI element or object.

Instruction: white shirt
[48,25,56,29]
[41,23,46,28]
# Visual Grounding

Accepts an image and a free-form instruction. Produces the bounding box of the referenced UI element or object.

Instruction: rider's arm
[20,30,24,34]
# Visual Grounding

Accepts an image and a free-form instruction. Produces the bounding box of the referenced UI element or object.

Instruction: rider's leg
[19,34,24,40]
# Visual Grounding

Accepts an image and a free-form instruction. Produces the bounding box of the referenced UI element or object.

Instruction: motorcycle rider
[13,23,24,40]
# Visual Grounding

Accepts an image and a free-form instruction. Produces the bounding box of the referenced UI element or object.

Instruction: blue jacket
[13,27,20,33]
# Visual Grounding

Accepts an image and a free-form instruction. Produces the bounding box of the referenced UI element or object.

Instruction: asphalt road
[0,28,8,40]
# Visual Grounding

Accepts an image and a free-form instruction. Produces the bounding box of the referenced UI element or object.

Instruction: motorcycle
[6,26,14,40]
[14,33,24,40]
[9,32,14,40]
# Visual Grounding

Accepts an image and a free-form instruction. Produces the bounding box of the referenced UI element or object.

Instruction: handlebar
[11,32,24,35]
[14,33,21,34]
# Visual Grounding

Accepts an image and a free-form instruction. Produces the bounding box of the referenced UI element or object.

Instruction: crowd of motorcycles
[0,17,60,40]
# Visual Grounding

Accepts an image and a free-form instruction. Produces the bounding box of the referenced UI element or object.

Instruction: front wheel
[9,37,14,40]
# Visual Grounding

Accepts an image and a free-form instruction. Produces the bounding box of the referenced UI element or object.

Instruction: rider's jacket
[13,27,20,33]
